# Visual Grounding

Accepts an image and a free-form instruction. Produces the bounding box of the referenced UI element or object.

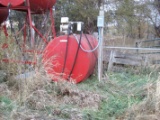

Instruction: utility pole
[97,2,105,81]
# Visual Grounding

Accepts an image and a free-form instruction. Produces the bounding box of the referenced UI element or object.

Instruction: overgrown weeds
[0,61,159,120]
[1,31,160,119]
[77,71,158,120]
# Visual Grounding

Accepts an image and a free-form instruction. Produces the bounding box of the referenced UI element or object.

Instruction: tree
[153,0,160,37]
[55,0,102,34]
[104,0,160,38]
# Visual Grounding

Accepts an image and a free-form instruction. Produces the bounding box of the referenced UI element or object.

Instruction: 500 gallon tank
[43,34,98,83]
[0,0,24,7]
[0,9,9,24]
[30,0,56,13]
[0,0,56,13]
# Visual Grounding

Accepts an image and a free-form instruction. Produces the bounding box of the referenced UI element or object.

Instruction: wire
[84,34,98,60]
[73,28,101,53]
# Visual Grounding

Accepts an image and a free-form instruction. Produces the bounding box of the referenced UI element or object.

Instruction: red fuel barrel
[0,0,56,13]
[30,0,56,13]
[0,0,24,7]
[0,9,9,24]
[43,34,98,83]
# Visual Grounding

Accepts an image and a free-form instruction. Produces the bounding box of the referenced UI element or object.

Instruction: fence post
[98,4,105,82]
[108,51,115,72]
[135,42,139,54]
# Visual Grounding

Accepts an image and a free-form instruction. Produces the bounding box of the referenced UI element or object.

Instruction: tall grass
[77,70,159,120]
[0,55,159,119]
[1,31,160,119]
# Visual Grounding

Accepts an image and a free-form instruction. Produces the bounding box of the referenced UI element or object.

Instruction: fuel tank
[0,0,24,7]
[43,34,98,83]
[0,9,9,24]
[30,0,56,13]
[0,0,56,13]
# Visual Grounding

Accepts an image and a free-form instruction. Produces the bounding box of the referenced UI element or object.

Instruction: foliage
[55,0,101,34]
[0,60,159,120]
[78,71,158,119]
[105,0,160,38]
[0,96,16,119]
[153,0,160,37]
[55,0,160,38]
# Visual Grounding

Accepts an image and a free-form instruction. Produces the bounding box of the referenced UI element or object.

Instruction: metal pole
[50,8,56,38]
[98,4,105,82]
[26,0,34,48]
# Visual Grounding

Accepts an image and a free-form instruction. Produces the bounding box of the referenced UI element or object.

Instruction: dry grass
[1,30,160,120]
[0,52,160,120]
[0,61,103,120]
[0,43,159,120]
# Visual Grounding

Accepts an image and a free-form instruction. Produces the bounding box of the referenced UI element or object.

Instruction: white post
[98,5,105,82]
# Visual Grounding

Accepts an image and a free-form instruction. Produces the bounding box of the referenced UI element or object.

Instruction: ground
[0,66,159,120]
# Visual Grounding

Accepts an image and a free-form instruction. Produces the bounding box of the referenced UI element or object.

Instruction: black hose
[61,23,72,76]
[68,24,84,80]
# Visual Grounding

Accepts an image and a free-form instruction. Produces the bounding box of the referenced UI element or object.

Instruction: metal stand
[0,0,56,65]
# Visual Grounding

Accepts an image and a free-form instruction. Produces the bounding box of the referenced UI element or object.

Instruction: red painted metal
[32,25,48,44]
[0,9,9,24]
[0,0,24,7]
[26,0,35,47]
[2,25,8,37]
[50,8,56,38]
[29,0,56,13]
[0,0,57,66]
[0,0,56,14]
[43,34,98,83]
[1,25,9,49]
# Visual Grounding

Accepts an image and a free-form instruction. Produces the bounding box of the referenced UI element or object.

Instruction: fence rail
[103,46,160,51]
[136,38,160,43]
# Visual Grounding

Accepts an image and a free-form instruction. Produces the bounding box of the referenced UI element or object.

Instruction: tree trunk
[154,0,160,37]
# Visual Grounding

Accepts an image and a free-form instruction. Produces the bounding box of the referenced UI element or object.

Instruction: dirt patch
[58,88,102,109]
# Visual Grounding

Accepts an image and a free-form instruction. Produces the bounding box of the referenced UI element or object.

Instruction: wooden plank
[140,52,160,54]
[136,38,160,43]
[113,57,141,66]
[108,51,115,71]
[103,50,111,62]
[107,51,148,71]
[152,60,160,64]
[114,52,144,61]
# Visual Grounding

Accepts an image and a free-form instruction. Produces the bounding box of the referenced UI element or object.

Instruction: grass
[0,62,159,120]
[0,47,159,119]
[76,70,158,120]
[1,30,160,119]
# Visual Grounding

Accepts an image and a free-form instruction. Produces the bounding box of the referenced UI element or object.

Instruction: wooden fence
[103,38,160,71]
[103,50,148,71]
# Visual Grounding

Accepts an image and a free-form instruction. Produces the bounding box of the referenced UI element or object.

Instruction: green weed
[0,96,16,119]
[79,71,158,119]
